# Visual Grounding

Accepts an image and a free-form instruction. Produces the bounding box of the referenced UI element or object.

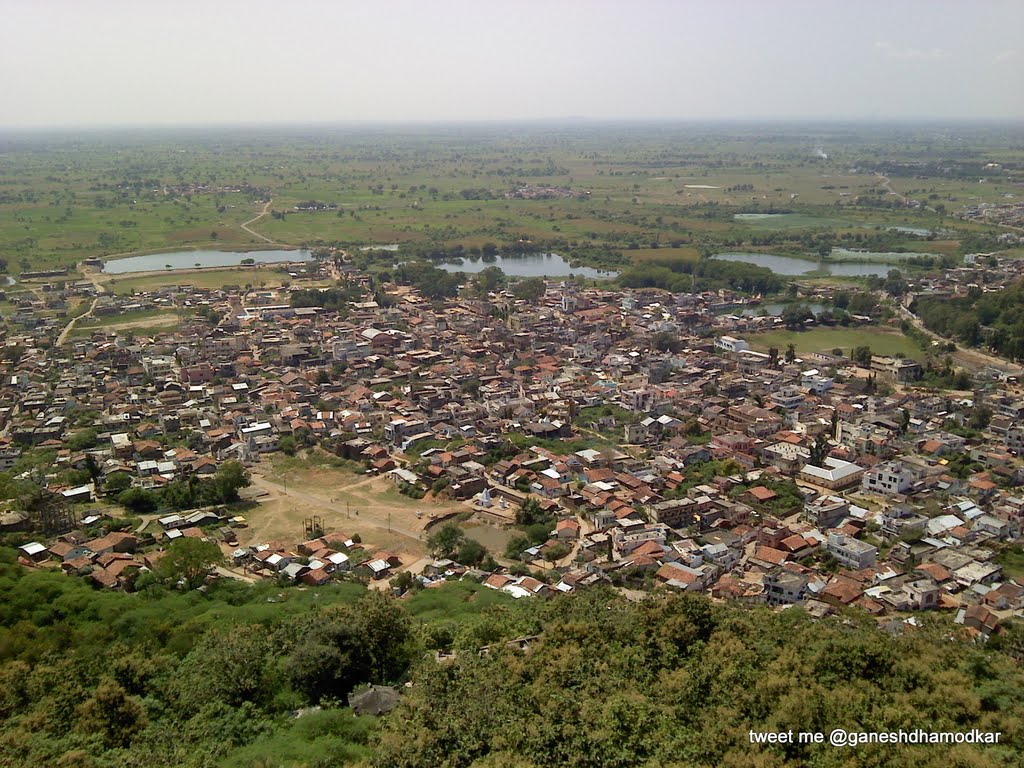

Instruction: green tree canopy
[155,537,223,590]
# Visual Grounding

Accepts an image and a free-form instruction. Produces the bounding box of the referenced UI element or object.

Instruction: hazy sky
[1,0,1021,126]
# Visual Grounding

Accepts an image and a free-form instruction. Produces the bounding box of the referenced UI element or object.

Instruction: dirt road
[896,301,1023,376]
[56,297,98,346]
[241,199,276,244]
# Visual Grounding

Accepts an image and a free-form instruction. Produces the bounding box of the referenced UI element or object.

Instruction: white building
[770,385,804,410]
[826,532,877,570]
[861,461,915,496]
[715,335,750,354]
[799,457,865,490]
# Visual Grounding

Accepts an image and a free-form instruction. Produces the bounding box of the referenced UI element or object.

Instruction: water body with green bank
[712,250,932,277]
[733,213,860,229]
[436,252,617,279]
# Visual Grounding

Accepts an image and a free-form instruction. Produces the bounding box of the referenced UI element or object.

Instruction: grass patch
[403,581,513,622]
[264,450,366,483]
[624,246,700,264]
[747,327,925,360]
[996,544,1024,580]
[732,213,858,229]
[220,708,376,768]
[107,267,290,295]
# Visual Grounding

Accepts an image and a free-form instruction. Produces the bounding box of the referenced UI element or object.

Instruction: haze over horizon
[1,0,1022,128]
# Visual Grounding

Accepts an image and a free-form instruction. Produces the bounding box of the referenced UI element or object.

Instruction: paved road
[241,199,276,244]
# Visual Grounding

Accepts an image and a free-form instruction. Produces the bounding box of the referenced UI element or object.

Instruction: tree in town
[155,537,223,590]
[427,523,465,559]
[456,538,487,566]
[505,534,532,560]
[510,277,545,302]
[515,497,548,526]
[809,432,832,466]
[103,472,132,495]
[21,482,77,534]
[851,345,873,366]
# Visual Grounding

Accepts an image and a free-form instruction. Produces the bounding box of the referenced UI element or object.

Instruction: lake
[714,252,896,277]
[102,249,313,274]
[436,253,618,279]
[887,226,933,237]
[830,247,932,262]
[733,212,856,229]
[734,213,784,221]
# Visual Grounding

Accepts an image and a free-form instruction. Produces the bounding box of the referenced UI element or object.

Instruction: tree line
[619,257,784,295]
[915,281,1024,361]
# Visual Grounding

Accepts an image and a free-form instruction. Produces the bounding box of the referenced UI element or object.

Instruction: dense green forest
[1,547,1022,768]
[915,281,1024,361]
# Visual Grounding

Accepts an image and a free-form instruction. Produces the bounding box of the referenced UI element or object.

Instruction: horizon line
[2,116,1024,132]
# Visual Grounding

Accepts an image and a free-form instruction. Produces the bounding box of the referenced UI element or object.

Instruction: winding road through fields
[240,199,276,243]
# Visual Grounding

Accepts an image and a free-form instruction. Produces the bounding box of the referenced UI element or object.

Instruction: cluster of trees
[780,303,815,329]
[426,523,493,568]
[919,357,975,390]
[916,281,1024,361]
[290,283,364,310]
[472,265,505,294]
[832,290,878,315]
[0,552,407,767]
[505,498,558,558]
[510,276,546,302]
[117,461,250,514]
[619,258,783,295]
[1,544,1023,767]
[375,589,1024,768]
[392,261,463,300]
[864,268,909,297]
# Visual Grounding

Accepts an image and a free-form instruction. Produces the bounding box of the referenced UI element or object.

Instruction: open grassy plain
[1,123,1018,292]
[747,326,926,360]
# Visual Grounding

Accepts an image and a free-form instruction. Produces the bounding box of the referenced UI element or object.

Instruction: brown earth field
[238,457,476,563]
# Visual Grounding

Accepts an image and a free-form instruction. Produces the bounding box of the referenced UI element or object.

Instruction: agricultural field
[624,246,701,263]
[1,123,1019,285]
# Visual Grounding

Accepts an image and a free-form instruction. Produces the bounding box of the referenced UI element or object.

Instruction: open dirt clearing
[239,459,474,561]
